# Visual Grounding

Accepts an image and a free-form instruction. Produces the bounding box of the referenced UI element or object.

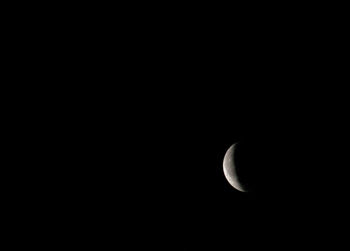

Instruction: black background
[71,58,348,249]
[26,5,349,250]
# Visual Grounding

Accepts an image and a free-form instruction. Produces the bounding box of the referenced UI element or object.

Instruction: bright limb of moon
[223,143,247,192]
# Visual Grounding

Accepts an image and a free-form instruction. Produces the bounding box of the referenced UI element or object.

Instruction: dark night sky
[63,46,349,250]
[8,2,349,250]
[94,76,347,250]
[110,60,348,249]
[44,9,349,249]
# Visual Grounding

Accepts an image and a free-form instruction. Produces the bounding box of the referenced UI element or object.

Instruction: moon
[223,143,248,192]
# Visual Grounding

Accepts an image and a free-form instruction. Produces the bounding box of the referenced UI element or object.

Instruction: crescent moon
[223,143,247,192]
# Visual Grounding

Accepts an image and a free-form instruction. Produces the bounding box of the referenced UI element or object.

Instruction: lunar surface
[223,143,247,192]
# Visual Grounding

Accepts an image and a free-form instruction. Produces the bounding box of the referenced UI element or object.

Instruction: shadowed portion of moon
[223,143,248,192]
[223,139,295,195]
